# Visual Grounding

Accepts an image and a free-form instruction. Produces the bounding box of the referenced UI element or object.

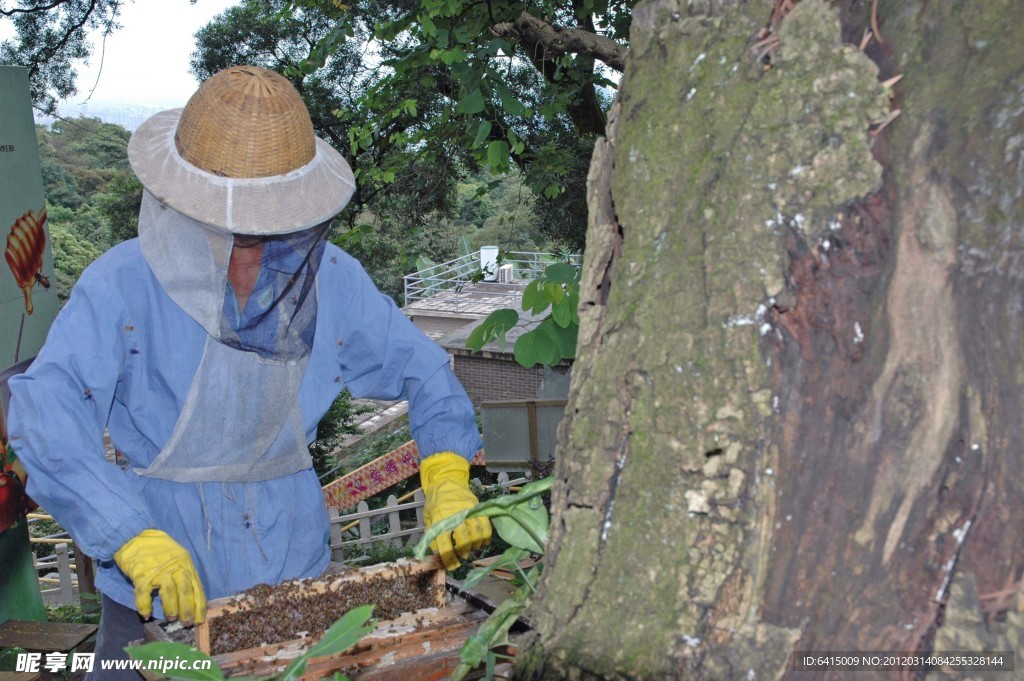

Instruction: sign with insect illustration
[0,67,50,621]
[1,66,57,372]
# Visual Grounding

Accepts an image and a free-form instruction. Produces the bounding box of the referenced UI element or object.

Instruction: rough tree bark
[514,0,1024,679]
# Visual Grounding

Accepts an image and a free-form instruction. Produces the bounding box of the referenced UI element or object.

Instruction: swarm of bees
[208,563,439,655]
[5,207,49,315]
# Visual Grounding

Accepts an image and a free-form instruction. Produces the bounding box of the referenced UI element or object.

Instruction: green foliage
[309,390,368,478]
[467,261,580,368]
[414,476,553,680]
[95,171,143,244]
[48,223,101,305]
[466,308,519,351]
[127,605,375,681]
[27,515,64,560]
[0,648,28,672]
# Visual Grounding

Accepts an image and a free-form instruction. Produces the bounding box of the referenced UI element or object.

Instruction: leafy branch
[466,261,580,367]
[414,476,553,680]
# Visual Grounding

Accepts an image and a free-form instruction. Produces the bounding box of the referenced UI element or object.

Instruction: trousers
[86,595,144,681]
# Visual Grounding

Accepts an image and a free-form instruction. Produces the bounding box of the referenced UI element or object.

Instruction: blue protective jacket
[7,239,482,615]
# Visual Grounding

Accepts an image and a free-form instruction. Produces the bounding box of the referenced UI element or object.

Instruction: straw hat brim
[128,109,356,235]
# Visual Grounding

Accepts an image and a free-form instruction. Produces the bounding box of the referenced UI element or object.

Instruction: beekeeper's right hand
[114,529,206,624]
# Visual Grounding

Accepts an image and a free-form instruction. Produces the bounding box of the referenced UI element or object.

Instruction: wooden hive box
[141,557,490,680]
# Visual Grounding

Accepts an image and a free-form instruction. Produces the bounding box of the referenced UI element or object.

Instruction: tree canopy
[2,0,635,253]
[0,0,124,113]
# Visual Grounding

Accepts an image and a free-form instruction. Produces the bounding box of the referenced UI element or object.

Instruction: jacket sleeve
[7,264,154,561]
[331,253,482,462]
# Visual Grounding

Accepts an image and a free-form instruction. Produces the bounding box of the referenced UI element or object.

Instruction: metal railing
[403,250,581,309]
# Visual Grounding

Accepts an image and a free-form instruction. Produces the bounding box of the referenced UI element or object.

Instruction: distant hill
[34,101,167,132]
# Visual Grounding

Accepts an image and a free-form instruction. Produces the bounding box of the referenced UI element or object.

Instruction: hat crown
[174,66,316,179]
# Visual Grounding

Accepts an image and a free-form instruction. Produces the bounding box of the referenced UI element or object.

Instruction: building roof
[437,308,570,364]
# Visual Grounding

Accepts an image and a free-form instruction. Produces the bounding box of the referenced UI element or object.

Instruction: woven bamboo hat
[128,65,355,235]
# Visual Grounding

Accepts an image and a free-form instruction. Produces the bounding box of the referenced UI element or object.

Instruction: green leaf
[506,128,523,155]
[126,643,223,680]
[513,330,540,368]
[439,46,468,64]
[551,295,574,328]
[461,546,529,591]
[278,606,374,680]
[490,78,528,117]
[456,88,485,115]
[466,308,519,351]
[306,605,376,658]
[514,323,561,368]
[492,494,548,553]
[472,119,492,148]
[545,262,578,284]
[453,597,527,680]
[551,319,578,359]
[415,255,436,272]
[520,279,549,315]
[419,13,437,37]
[543,282,565,305]
[486,140,510,173]
[536,322,562,366]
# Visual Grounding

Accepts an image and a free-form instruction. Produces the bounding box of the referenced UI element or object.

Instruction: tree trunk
[514,0,1024,679]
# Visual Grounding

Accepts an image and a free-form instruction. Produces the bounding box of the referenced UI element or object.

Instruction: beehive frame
[194,557,445,654]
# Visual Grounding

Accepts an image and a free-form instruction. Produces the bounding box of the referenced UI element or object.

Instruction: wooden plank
[0,672,42,681]
[213,602,484,679]
[194,615,209,659]
[0,621,96,653]
[304,609,486,680]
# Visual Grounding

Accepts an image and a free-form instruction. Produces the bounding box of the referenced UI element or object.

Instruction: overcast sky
[26,0,238,108]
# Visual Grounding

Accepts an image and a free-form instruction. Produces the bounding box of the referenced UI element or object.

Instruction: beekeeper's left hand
[421,452,491,569]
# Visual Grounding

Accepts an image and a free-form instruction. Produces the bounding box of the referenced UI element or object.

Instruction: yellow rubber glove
[114,529,206,624]
[421,452,491,570]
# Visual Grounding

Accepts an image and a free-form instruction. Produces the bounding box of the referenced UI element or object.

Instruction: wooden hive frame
[196,557,445,653]
[142,556,495,680]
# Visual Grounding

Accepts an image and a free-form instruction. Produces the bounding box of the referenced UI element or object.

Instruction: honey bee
[34,271,50,289]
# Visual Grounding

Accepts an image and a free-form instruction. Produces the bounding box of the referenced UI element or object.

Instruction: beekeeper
[8,65,489,672]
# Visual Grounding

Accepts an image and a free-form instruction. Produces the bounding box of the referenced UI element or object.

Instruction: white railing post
[386,495,401,548]
[55,542,74,605]
[413,489,426,545]
[328,507,342,561]
[357,501,371,544]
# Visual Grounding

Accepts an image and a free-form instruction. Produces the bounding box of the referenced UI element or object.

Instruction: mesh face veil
[135,191,326,482]
[138,191,327,361]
